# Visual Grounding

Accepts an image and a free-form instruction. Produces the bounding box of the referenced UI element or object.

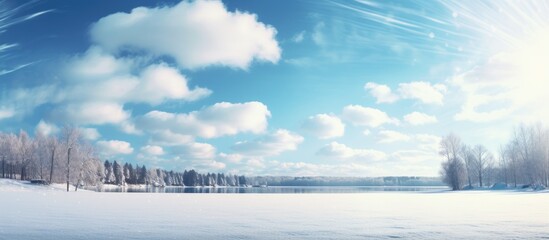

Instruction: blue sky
[1,0,548,176]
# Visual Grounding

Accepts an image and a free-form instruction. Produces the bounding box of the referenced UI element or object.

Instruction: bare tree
[471,144,493,187]
[498,145,510,186]
[439,134,466,190]
[460,145,475,187]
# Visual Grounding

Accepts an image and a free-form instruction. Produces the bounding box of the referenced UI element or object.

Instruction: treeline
[0,127,102,189]
[0,127,247,189]
[103,160,248,187]
[440,124,549,190]
[247,176,443,186]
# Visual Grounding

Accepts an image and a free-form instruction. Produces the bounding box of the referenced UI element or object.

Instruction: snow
[1,179,548,239]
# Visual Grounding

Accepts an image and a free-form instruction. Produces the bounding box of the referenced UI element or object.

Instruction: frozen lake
[94,185,448,193]
[1,179,548,239]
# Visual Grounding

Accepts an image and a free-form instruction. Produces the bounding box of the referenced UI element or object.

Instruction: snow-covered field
[1,179,548,240]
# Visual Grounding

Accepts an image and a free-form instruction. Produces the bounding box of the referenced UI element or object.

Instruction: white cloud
[192,160,226,171]
[140,145,165,156]
[389,150,439,163]
[342,105,398,128]
[398,81,446,105]
[172,142,216,160]
[129,63,212,104]
[218,152,243,164]
[119,121,142,135]
[232,129,304,157]
[53,102,130,125]
[79,128,101,141]
[245,158,266,169]
[301,114,344,139]
[67,46,133,80]
[0,108,15,120]
[11,46,211,128]
[137,101,271,139]
[35,120,59,136]
[403,112,438,125]
[96,140,134,156]
[316,141,386,161]
[364,82,399,103]
[363,81,446,105]
[377,130,411,143]
[415,134,441,152]
[90,0,280,69]
[149,130,193,146]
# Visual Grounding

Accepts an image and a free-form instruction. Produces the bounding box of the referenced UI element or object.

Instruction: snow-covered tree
[113,161,125,186]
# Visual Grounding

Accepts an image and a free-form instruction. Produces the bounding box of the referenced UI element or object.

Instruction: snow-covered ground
[1,179,548,240]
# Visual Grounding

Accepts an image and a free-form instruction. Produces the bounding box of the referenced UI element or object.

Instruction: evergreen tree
[138,165,147,184]
[104,160,114,184]
[239,175,247,186]
[113,161,125,186]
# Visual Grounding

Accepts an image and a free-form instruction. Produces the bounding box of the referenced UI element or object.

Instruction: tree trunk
[49,148,55,184]
[2,156,5,178]
[478,171,483,187]
[66,148,71,192]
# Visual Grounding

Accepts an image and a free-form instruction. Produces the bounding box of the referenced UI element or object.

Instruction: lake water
[94,185,448,193]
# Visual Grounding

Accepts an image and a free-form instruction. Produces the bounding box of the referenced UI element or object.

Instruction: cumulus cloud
[79,127,101,141]
[415,134,441,152]
[96,140,134,156]
[377,130,411,143]
[53,102,130,125]
[130,63,211,104]
[389,150,439,163]
[398,81,446,105]
[140,145,165,156]
[232,129,304,157]
[56,48,211,125]
[172,142,216,160]
[192,159,226,171]
[301,114,344,139]
[364,81,446,105]
[1,0,281,132]
[316,141,386,161]
[342,105,398,128]
[67,46,133,80]
[35,120,59,136]
[148,130,193,146]
[364,82,399,103]
[90,0,280,69]
[403,111,438,125]
[218,152,244,164]
[137,101,271,139]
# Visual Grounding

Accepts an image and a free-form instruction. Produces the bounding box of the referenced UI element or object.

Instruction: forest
[0,126,247,189]
[440,124,549,190]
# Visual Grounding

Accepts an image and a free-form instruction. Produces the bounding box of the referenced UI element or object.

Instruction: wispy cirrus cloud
[0,3,53,76]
